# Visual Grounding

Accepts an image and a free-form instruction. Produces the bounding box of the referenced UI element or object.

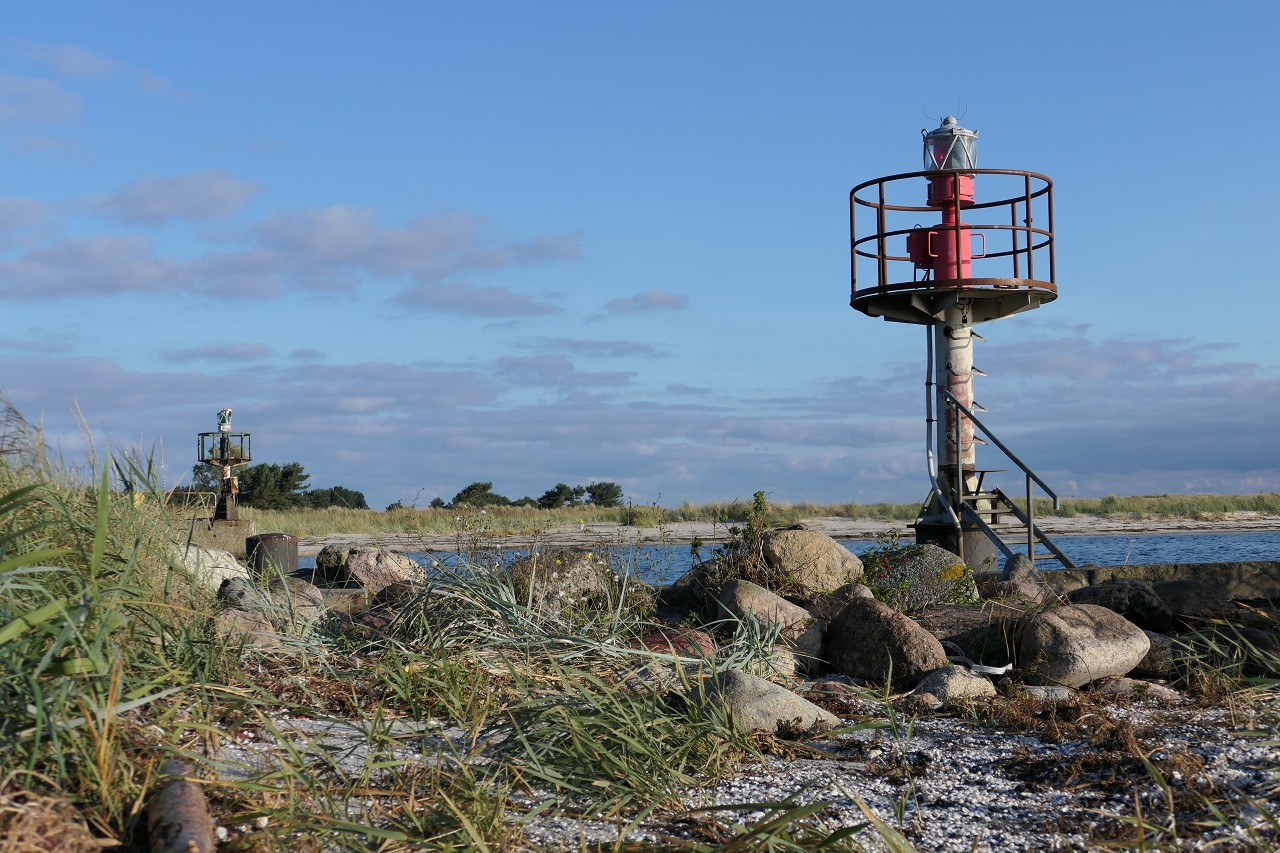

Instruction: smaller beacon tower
[849,118,1070,567]
[197,408,252,522]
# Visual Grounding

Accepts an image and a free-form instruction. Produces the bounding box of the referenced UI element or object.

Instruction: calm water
[301,530,1280,586]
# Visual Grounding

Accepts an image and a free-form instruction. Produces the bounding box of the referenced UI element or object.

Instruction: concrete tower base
[914,522,1001,573]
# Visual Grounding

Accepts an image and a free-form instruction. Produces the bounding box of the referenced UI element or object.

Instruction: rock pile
[172,527,1279,742]
[643,527,1279,736]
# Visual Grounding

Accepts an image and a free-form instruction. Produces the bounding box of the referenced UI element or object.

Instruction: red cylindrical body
[926,175,973,281]
[927,175,974,206]
[931,215,971,280]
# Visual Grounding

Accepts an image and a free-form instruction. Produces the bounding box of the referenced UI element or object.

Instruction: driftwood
[147,759,214,853]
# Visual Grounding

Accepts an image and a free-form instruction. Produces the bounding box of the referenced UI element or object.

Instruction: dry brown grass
[0,779,110,853]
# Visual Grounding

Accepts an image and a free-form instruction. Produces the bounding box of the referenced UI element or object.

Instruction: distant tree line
[182,464,622,513]
[183,462,369,510]
[398,480,625,512]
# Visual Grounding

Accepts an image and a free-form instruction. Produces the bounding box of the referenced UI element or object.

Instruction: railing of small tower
[849,168,1056,324]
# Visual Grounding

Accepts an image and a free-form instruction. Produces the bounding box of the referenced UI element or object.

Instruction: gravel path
[208,685,1279,851]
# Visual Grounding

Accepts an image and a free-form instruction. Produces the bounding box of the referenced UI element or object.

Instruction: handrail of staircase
[939,389,1060,509]
[990,487,1076,568]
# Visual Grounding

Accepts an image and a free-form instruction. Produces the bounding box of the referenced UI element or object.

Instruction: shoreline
[296,511,1280,556]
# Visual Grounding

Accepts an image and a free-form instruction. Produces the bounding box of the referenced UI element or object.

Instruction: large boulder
[1149,579,1254,624]
[718,579,823,669]
[796,582,875,626]
[212,577,325,650]
[1068,579,1173,633]
[505,548,612,616]
[1019,603,1150,688]
[1131,630,1178,679]
[762,529,863,594]
[914,601,1027,664]
[314,545,422,596]
[824,597,949,689]
[691,670,839,736]
[172,544,251,596]
[865,543,978,612]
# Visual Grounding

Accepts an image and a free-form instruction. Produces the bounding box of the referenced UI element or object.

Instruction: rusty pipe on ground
[147,759,215,853]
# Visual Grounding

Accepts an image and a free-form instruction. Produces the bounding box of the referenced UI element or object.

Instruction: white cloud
[0,68,81,124]
[0,335,73,355]
[92,170,262,223]
[0,196,573,312]
[530,338,667,359]
[0,197,53,247]
[604,288,689,314]
[10,42,122,78]
[161,343,273,363]
[8,40,181,97]
[495,354,636,388]
[0,235,184,299]
[392,281,562,316]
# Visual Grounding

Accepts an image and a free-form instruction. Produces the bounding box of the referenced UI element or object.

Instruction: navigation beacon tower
[197,408,252,522]
[849,118,1074,568]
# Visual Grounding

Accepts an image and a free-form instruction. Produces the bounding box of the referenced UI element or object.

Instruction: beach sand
[296,511,1280,556]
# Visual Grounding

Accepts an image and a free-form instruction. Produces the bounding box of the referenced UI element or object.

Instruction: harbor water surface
[301,530,1280,587]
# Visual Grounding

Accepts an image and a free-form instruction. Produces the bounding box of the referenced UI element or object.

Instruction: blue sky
[1,2,1276,511]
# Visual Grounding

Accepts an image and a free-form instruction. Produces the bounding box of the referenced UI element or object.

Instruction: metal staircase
[934,389,1076,568]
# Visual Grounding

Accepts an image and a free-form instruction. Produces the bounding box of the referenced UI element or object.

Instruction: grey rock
[795,583,874,626]
[914,602,1026,664]
[1096,678,1184,704]
[762,529,863,594]
[1132,630,1178,679]
[915,664,998,704]
[719,579,824,670]
[267,576,326,629]
[692,670,839,736]
[865,543,978,612]
[765,647,802,681]
[214,609,286,650]
[824,597,949,689]
[838,582,876,601]
[1017,684,1076,702]
[1019,603,1151,688]
[506,548,612,616]
[1150,579,1248,622]
[1000,553,1055,606]
[314,545,421,595]
[1068,579,1174,633]
[216,576,252,608]
[172,544,251,595]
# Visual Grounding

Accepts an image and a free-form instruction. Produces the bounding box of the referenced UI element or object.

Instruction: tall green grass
[0,405,224,841]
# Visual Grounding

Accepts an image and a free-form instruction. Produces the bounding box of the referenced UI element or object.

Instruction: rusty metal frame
[849,168,1055,322]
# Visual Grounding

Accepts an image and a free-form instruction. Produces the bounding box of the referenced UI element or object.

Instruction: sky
[1,2,1277,511]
